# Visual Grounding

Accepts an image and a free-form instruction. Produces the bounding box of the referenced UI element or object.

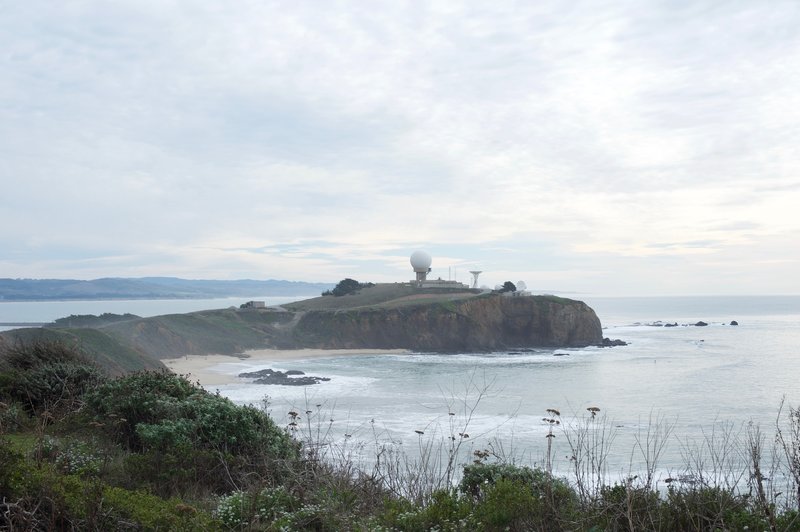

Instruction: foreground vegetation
[2,341,800,530]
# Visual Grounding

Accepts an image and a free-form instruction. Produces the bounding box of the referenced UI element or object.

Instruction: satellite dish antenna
[517,281,527,291]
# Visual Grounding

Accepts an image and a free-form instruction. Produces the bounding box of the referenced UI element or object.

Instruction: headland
[0,283,603,375]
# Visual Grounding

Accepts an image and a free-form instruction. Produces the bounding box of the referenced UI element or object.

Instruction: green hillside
[0,308,295,374]
[285,282,484,311]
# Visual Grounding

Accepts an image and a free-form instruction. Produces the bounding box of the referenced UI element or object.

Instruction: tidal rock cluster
[239,368,330,386]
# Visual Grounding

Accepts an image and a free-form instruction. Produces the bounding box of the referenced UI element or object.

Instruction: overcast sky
[2,1,799,296]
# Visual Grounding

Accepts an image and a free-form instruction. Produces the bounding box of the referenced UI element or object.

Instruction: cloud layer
[2,1,799,295]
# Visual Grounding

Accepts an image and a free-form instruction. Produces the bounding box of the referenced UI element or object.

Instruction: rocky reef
[238,368,330,385]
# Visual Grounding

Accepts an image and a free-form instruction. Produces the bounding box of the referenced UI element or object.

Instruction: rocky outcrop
[291,294,602,351]
[238,368,330,385]
[601,338,628,347]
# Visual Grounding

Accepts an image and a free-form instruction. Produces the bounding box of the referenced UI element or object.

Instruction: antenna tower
[469,271,482,289]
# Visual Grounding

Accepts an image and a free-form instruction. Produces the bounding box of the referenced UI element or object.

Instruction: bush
[123,447,250,497]
[459,463,577,529]
[84,371,297,459]
[473,478,538,530]
[28,435,104,478]
[498,281,516,293]
[216,486,301,529]
[591,483,661,531]
[0,437,25,495]
[323,278,374,297]
[103,486,219,530]
[0,398,30,433]
[460,463,572,502]
[0,341,104,417]
[0,457,218,531]
[376,490,474,531]
[662,485,749,530]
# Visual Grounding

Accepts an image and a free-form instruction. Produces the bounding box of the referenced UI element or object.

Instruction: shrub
[54,439,103,477]
[663,485,749,530]
[123,447,246,497]
[0,398,30,433]
[591,483,661,531]
[0,437,25,495]
[84,371,297,459]
[0,341,104,417]
[498,281,517,293]
[460,463,573,502]
[459,463,577,528]
[376,490,474,531]
[216,486,300,529]
[473,478,538,530]
[103,486,219,530]
[323,278,375,297]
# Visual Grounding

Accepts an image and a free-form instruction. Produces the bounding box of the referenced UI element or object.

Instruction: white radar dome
[410,250,432,272]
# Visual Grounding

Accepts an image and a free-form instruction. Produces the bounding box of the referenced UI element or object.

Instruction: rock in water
[239,368,330,386]
[601,338,628,347]
[730,320,738,326]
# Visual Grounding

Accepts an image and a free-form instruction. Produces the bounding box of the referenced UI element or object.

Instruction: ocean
[211,295,800,479]
[2,294,799,480]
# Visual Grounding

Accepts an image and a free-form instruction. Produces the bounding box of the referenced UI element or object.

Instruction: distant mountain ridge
[0,277,333,301]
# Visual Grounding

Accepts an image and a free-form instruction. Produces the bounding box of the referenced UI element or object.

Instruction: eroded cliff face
[292,294,602,351]
[0,294,602,372]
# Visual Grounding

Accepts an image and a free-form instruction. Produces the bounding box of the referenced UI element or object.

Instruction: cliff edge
[292,292,601,350]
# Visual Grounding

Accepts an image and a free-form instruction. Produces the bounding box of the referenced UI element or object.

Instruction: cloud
[1,1,799,294]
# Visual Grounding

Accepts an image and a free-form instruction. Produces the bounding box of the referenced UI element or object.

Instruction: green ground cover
[3,340,800,530]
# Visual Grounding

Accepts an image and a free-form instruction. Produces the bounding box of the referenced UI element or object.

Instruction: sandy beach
[162,348,410,387]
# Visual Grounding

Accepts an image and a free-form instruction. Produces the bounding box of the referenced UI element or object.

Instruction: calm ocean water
[211,295,800,476]
[2,294,799,477]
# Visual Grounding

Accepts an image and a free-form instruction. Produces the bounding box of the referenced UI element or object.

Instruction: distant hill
[0,277,334,301]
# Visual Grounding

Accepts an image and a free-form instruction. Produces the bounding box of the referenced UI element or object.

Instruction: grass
[285,283,484,312]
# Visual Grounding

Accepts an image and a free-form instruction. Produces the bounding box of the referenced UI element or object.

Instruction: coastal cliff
[293,294,601,350]
[0,285,603,373]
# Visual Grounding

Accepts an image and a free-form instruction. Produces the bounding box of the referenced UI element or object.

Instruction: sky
[2,1,799,296]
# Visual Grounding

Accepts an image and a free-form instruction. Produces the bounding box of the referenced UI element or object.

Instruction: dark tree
[323,278,374,297]
[499,281,517,293]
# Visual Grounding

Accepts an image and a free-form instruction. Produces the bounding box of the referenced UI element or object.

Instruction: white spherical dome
[410,250,432,272]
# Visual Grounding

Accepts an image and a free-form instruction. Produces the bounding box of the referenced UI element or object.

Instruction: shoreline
[162,348,410,387]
